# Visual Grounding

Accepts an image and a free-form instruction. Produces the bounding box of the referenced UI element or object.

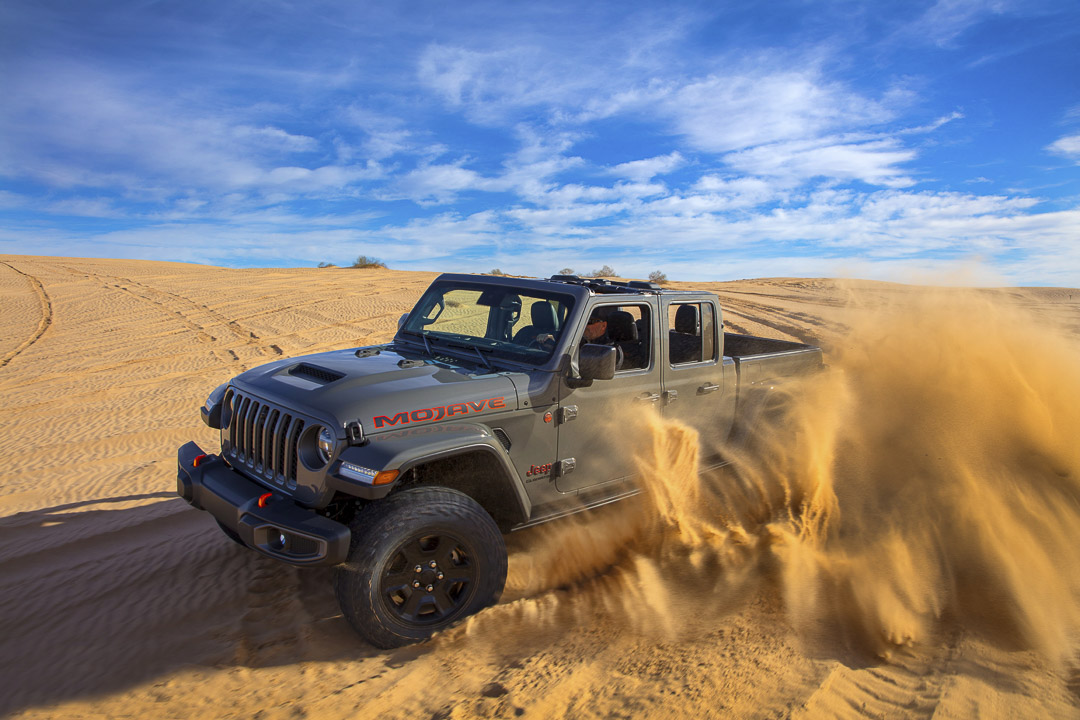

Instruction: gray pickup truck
[177,273,822,647]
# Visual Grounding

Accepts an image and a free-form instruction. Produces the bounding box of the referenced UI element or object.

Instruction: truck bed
[723,333,823,386]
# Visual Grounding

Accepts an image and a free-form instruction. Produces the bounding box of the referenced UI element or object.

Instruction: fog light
[269,530,286,550]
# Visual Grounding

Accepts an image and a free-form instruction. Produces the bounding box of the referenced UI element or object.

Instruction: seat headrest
[675,304,699,335]
[531,301,558,331]
[607,310,638,342]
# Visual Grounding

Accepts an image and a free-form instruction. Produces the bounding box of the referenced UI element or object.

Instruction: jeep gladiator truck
[177,273,822,647]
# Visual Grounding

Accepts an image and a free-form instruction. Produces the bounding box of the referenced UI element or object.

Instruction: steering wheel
[527,333,556,352]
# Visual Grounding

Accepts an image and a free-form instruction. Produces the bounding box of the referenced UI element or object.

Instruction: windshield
[402,282,575,366]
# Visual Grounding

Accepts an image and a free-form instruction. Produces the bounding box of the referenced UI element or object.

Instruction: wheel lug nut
[437,572,444,580]
[414,565,422,573]
[413,581,420,588]
[426,584,434,592]
[429,561,437,568]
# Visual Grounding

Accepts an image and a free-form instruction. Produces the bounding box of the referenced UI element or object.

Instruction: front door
[555,300,660,493]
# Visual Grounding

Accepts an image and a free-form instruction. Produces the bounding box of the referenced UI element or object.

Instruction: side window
[582,303,652,372]
[668,302,716,365]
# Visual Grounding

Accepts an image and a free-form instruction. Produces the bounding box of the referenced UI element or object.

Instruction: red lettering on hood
[373,396,508,429]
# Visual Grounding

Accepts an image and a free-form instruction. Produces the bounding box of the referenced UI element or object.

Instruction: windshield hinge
[558,405,578,423]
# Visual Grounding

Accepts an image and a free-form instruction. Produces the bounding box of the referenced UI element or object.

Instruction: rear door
[555,299,660,492]
[660,298,735,460]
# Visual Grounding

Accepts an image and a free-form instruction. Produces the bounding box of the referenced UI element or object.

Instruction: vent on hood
[289,363,344,384]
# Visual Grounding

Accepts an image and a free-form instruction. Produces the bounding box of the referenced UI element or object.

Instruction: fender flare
[328,422,530,521]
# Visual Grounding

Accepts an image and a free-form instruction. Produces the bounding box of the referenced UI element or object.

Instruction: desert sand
[1,254,1079,719]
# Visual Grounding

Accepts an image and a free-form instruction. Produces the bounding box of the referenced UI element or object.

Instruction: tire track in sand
[63,266,284,372]
[0,261,52,370]
[103,273,286,360]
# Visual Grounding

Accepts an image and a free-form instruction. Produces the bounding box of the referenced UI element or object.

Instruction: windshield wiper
[445,341,493,372]
[470,345,493,372]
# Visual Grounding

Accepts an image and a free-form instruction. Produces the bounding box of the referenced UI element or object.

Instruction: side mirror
[397,313,409,331]
[579,344,617,382]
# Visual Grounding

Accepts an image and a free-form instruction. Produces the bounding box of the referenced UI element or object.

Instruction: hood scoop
[397,358,428,369]
[288,363,345,384]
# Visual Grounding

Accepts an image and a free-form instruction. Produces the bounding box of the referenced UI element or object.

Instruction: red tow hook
[258,492,273,508]
[193,453,208,468]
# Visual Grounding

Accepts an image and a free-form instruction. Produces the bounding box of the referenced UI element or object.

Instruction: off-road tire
[333,487,507,648]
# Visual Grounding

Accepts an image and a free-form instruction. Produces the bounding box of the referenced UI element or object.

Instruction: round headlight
[316,426,335,464]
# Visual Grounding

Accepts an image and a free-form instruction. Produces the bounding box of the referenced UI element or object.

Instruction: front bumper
[177,440,350,566]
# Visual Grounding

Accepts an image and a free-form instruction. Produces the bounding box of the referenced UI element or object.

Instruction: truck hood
[229,345,521,437]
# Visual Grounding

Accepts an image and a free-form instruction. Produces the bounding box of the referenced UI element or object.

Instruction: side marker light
[373,470,399,486]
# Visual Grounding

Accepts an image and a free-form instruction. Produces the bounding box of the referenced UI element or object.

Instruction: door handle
[635,392,661,403]
[697,383,720,395]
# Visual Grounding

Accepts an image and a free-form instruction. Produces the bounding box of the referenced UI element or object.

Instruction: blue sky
[1,1,1079,285]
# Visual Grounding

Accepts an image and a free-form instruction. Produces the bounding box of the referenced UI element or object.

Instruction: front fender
[327,422,530,519]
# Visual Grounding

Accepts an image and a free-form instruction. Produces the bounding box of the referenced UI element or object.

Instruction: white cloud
[11,186,1074,285]
[231,126,319,152]
[0,61,377,199]
[660,71,895,153]
[610,152,685,182]
[392,163,500,204]
[1047,133,1080,162]
[724,138,917,187]
[905,0,1010,48]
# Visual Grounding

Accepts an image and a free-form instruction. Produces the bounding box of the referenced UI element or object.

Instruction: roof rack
[546,275,662,294]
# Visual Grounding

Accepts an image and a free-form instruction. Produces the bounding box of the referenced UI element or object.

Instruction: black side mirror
[397,313,409,331]
[579,344,617,382]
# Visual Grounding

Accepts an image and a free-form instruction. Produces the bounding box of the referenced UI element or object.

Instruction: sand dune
[1,255,1078,719]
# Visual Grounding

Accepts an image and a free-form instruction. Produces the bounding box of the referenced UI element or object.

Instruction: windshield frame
[398,280,578,370]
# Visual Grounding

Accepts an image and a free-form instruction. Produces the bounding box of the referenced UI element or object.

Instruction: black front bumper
[177,441,350,566]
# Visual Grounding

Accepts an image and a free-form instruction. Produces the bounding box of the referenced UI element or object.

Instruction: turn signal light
[373,470,399,485]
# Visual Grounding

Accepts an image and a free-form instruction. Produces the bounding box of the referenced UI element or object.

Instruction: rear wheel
[333,487,507,648]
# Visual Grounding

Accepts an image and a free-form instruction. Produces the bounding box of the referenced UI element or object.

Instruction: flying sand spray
[469,288,1080,668]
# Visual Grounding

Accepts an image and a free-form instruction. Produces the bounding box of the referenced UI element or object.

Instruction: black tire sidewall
[334,487,507,648]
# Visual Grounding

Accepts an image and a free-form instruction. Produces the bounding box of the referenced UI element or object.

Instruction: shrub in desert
[584,265,618,278]
[351,255,387,269]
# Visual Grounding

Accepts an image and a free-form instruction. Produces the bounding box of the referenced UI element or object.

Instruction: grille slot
[225,391,305,489]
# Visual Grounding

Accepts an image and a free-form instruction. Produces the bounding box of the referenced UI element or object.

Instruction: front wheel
[333,487,507,648]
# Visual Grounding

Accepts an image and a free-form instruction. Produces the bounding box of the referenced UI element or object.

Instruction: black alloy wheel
[379,532,478,625]
[334,487,507,648]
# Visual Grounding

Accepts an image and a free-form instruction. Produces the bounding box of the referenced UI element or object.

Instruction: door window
[582,304,652,372]
[667,302,716,365]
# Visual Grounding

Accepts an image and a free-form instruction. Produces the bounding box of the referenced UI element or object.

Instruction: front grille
[223,390,305,489]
